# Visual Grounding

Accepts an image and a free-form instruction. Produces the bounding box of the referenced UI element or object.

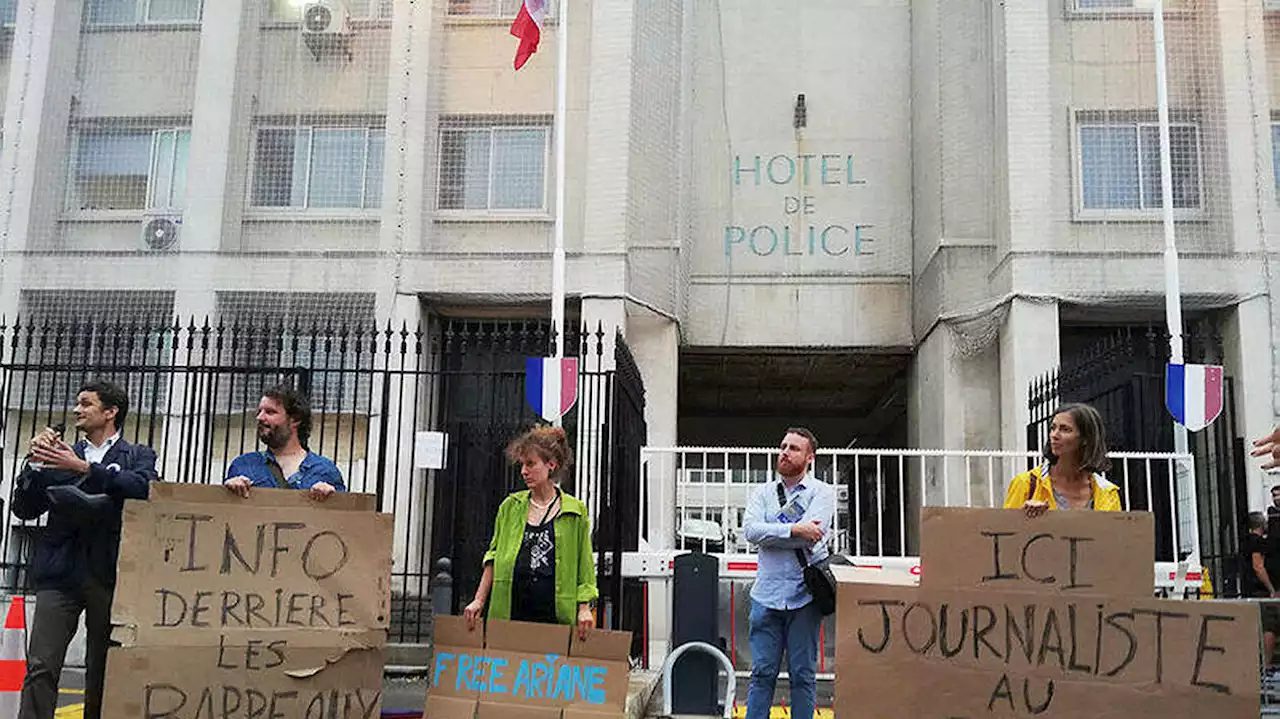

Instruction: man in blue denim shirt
[742,427,834,719]
[224,384,345,501]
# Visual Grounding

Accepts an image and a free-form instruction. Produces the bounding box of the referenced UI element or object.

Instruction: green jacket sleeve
[576,512,599,605]
[483,500,505,566]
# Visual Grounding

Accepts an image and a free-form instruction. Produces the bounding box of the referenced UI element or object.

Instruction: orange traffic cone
[0,596,26,717]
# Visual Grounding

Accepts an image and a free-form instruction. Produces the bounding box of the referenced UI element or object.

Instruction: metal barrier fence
[641,447,1199,564]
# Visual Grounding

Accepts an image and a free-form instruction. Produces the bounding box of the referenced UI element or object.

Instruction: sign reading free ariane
[724,153,876,259]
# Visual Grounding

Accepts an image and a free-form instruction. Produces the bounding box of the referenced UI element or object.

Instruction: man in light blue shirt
[742,427,834,719]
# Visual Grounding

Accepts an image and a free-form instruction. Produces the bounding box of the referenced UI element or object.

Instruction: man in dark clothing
[1244,511,1280,673]
[12,380,155,719]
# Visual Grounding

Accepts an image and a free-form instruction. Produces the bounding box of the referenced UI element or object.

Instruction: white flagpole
[548,0,569,428]
[1150,0,1198,581]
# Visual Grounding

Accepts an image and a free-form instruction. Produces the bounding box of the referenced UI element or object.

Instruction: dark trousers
[19,582,113,719]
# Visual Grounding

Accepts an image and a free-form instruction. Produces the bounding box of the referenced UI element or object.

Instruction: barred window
[0,0,15,26]
[87,0,202,24]
[438,124,549,212]
[268,0,391,21]
[69,128,190,212]
[447,0,556,18]
[1272,123,1280,200]
[1077,119,1202,213]
[251,126,385,210]
[8,290,176,414]
[1074,0,1133,8]
[214,292,377,415]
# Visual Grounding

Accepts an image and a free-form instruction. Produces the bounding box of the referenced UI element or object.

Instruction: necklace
[530,493,558,509]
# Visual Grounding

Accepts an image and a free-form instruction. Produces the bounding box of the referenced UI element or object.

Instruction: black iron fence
[0,315,646,645]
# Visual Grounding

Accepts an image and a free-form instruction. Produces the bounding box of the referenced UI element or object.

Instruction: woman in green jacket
[463,426,598,638]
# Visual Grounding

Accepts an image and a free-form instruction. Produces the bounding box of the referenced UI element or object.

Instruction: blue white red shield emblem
[1165,363,1224,432]
[525,357,579,423]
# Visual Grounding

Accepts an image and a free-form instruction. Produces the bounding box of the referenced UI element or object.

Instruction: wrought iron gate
[0,314,647,645]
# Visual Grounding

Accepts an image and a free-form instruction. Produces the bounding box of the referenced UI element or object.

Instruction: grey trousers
[19,583,113,719]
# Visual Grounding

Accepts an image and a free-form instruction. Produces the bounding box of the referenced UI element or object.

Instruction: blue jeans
[746,599,822,719]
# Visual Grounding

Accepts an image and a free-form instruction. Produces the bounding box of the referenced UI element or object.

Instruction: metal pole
[548,0,569,427]
[1152,0,1197,564]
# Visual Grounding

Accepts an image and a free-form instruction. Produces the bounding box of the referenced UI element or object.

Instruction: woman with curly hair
[463,426,598,638]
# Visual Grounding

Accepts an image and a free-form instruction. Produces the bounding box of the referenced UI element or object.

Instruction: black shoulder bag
[776,482,838,616]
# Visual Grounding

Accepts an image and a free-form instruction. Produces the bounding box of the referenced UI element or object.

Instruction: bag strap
[267,457,289,489]
[775,481,810,568]
[1026,467,1040,503]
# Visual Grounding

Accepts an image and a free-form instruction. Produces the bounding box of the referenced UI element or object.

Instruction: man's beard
[777,458,799,477]
[259,423,289,449]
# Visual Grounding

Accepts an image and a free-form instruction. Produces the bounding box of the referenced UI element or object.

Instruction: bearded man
[223,383,344,500]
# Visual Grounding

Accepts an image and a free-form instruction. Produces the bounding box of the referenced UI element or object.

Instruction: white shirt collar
[86,432,120,451]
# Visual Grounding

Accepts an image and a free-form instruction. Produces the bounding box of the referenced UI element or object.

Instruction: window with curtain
[70,128,190,211]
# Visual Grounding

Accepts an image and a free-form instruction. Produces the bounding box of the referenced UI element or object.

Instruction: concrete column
[0,0,85,317]
[1214,0,1276,256]
[581,0,633,256]
[994,0,1052,256]
[574,298,625,529]
[184,0,261,255]
[999,299,1059,453]
[909,325,1003,526]
[364,293,428,597]
[380,0,438,256]
[625,312,677,664]
[1223,296,1276,510]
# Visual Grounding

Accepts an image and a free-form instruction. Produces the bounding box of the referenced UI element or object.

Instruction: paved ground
[645,675,835,717]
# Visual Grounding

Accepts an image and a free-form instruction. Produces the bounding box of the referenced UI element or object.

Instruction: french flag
[510,0,549,71]
[1165,363,1224,432]
[525,357,579,423]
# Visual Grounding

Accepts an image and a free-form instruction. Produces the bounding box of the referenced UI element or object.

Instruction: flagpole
[549,0,569,427]
[1151,0,1198,577]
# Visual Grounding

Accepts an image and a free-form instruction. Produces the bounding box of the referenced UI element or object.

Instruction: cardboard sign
[103,483,394,719]
[919,507,1155,595]
[428,615,632,719]
[836,508,1260,718]
[101,641,386,718]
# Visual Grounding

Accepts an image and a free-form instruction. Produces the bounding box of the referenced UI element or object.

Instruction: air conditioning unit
[141,211,181,252]
[301,0,352,36]
[301,1,354,60]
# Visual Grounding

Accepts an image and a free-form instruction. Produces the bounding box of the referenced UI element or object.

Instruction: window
[251,126,384,210]
[70,128,190,211]
[1077,119,1202,214]
[447,0,556,18]
[268,0,390,21]
[10,290,176,412]
[0,0,16,26]
[438,124,549,212]
[1273,123,1280,200]
[87,0,202,24]
[214,292,376,414]
[1074,0,1134,8]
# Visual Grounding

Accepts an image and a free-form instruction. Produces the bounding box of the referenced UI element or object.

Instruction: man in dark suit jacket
[12,380,155,719]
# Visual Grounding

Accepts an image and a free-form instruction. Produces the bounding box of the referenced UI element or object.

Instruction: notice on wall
[102,483,394,718]
[836,507,1260,718]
